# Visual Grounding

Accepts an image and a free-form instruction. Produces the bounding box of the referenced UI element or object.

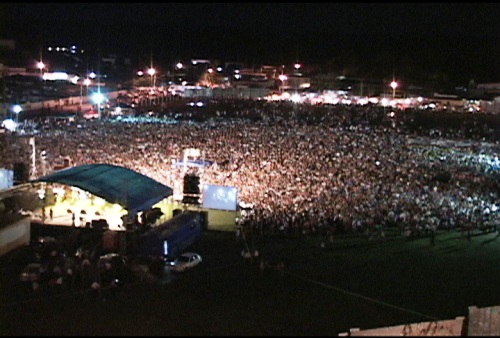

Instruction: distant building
[233,69,273,88]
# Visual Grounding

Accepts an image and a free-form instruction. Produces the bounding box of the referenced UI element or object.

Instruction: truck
[138,210,203,261]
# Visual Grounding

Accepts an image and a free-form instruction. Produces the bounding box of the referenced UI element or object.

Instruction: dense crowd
[3,98,500,237]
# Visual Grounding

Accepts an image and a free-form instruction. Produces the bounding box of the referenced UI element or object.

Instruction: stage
[32,197,239,232]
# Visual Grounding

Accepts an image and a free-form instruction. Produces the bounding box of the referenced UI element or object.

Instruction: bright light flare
[92,92,105,104]
[12,105,22,114]
[1,119,17,131]
[290,93,301,103]
[380,97,390,107]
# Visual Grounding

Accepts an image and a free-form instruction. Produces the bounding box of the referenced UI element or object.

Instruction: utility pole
[29,137,37,179]
[97,49,101,119]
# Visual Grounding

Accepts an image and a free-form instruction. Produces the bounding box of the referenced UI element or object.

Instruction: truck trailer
[138,210,203,260]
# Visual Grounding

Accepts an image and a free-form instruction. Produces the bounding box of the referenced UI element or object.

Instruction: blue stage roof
[32,164,173,214]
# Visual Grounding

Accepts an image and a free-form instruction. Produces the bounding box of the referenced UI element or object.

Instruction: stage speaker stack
[182,174,201,204]
[183,174,200,194]
[13,162,29,184]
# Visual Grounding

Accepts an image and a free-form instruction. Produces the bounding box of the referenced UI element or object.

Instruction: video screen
[0,169,14,190]
[202,184,238,211]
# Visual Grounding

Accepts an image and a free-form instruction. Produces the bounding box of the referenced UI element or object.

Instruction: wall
[340,317,465,336]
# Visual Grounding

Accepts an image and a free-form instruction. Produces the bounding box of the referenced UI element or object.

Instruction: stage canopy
[31,164,173,214]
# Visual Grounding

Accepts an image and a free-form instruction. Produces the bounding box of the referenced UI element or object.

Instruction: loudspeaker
[13,162,29,183]
[182,195,200,205]
[183,174,200,195]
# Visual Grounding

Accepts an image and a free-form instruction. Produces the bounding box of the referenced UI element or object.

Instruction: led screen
[0,169,14,190]
[202,184,238,211]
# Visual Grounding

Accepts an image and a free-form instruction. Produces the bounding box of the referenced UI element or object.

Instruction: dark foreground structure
[138,210,203,260]
[341,305,500,336]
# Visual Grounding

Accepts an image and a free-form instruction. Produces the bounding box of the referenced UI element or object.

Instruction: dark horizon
[2,3,500,86]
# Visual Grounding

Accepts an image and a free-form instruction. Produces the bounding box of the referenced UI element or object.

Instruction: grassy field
[1,227,499,336]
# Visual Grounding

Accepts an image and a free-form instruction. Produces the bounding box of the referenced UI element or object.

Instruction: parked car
[168,252,202,272]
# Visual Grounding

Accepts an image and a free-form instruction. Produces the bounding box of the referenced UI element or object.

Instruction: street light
[36,61,45,77]
[84,77,91,92]
[174,62,183,84]
[390,81,398,99]
[92,91,105,119]
[80,78,91,112]
[12,104,22,127]
[294,63,301,75]
[148,67,156,88]
[279,74,287,94]
[37,61,46,110]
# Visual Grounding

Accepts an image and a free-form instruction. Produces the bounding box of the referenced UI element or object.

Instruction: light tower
[390,80,398,99]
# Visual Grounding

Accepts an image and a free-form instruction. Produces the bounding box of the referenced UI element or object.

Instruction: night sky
[2,3,500,84]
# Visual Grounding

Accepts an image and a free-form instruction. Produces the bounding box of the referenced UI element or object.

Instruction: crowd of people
[14,232,134,300]
[3,97,500,238]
